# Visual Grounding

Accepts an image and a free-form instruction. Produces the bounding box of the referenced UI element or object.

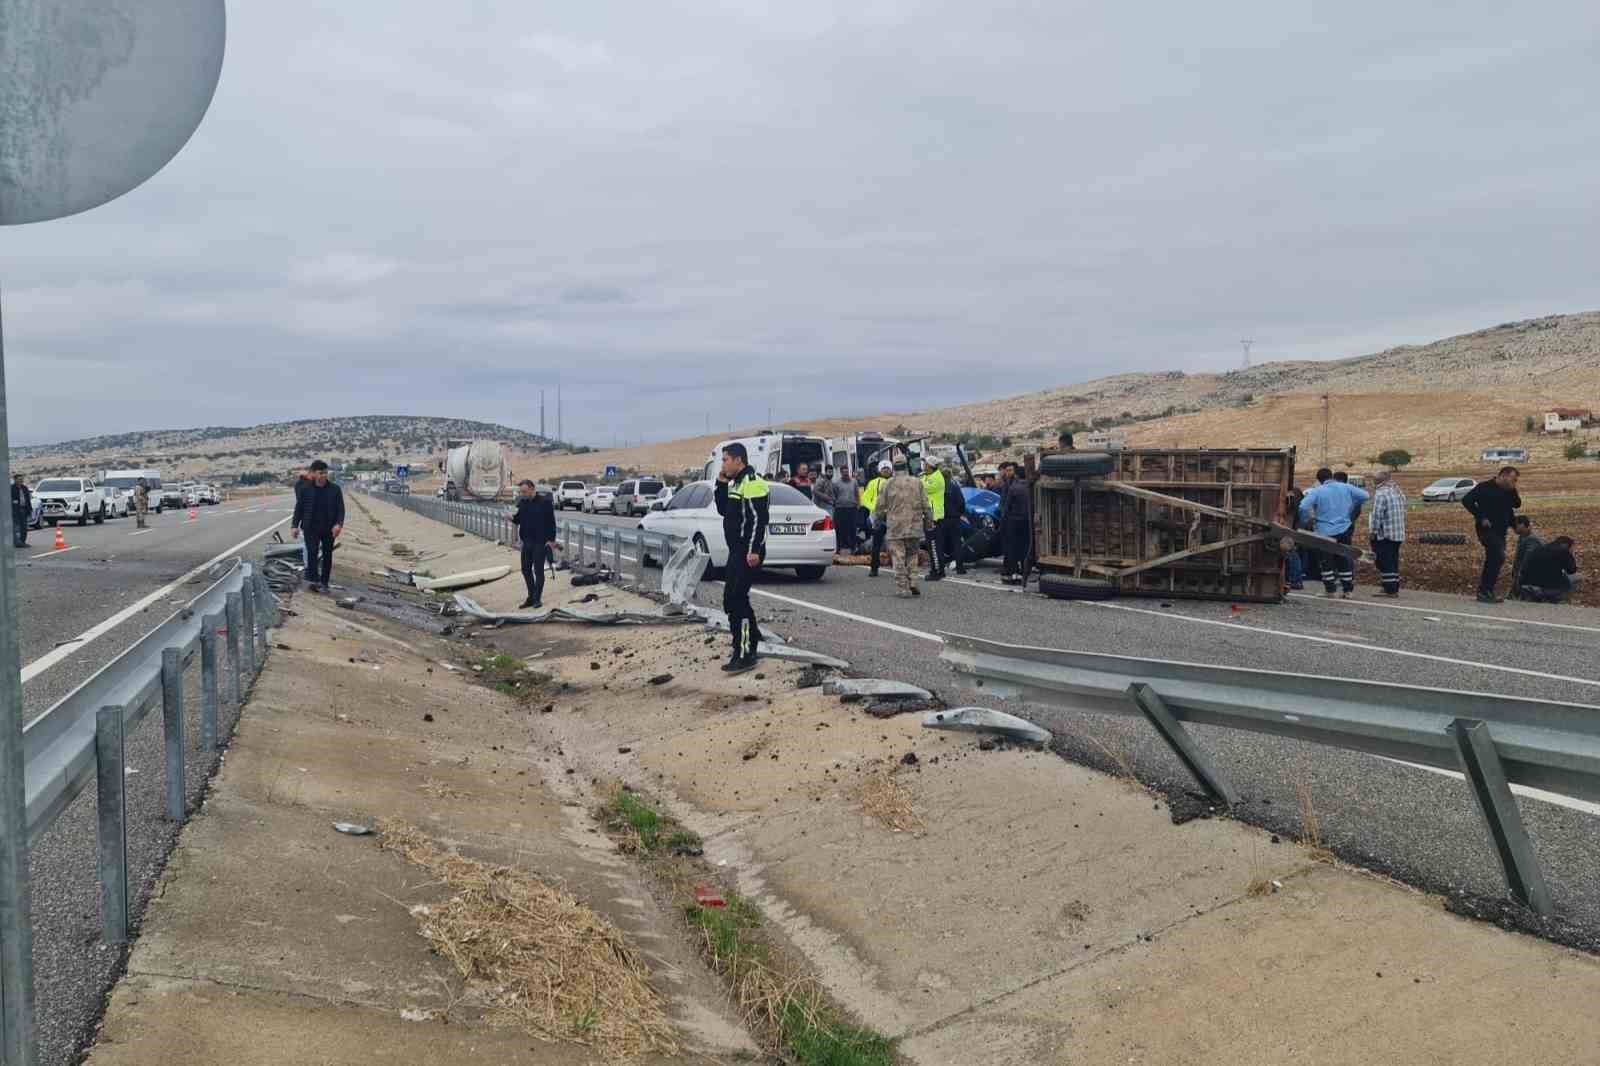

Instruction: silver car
[1421,476,1475,503]
[610,478,666,516]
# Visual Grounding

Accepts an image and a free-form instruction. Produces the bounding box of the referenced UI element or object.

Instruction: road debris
[412,565,512,592]
[694,885,726,908]
[453,594,697,627]
[333,822,373,836]
[648,673,673,685]
[922,706,1052,745]
[824,678,933,703]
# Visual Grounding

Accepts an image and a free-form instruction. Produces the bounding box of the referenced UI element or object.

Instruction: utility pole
[1320,394,1330,464]
[557,384,562,447]
[1241,339,1252,369]
[540,388,545,440]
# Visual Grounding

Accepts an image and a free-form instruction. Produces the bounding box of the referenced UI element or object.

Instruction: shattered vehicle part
[921,706,1052,745]
[412,565,513,592]
[333,822,374,836]
[265,543,304,560]
[453,595,696,627]
[823,678,933,703]
[659,542,710,607]
[756,645,848,668]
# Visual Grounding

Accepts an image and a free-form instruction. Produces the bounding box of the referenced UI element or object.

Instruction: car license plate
[771,523,807,535]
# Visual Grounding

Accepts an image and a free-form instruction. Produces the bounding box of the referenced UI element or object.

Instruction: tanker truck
[443,440,511,501]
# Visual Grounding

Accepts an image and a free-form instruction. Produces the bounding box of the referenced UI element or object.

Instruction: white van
[702,432,831,483]
[100,469,166,514]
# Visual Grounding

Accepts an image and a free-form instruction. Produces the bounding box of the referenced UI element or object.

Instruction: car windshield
[101,477,143,489]
[35,480,81,492]
[638,480,664,494]
[562,482,584,489]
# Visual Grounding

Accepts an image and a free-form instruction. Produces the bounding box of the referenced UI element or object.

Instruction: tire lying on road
[1038,573,1119,600]
[1038,451,1116,478]
[1417,531,1468,545]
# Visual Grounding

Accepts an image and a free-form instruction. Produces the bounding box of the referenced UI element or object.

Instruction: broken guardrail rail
[938,631,1600,917]
[1,560,278,1052]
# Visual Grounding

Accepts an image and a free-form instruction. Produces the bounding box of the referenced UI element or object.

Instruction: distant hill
[12,416,560,480]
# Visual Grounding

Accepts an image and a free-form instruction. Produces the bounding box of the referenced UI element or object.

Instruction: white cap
[879,461,893,473]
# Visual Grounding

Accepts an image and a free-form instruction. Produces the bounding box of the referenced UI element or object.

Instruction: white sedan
[639,480,835,580]
[1421,476,1476,503]
[104,489,132,519]
[583,486,617,513]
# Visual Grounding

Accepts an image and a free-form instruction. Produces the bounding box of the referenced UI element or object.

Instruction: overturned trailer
[1031,446,1357,603]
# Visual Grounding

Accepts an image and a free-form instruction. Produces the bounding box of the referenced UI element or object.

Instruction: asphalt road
[13,495,293,1065]
[558,504,1600,948]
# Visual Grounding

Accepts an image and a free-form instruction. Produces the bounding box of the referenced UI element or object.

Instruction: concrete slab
[901,863,1600,1065]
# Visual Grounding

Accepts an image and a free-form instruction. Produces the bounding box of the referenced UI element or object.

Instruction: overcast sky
[5,1,1597,447]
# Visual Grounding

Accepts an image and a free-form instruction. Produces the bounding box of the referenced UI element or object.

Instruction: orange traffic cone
[187,507,198,522]
[53,527,66,551]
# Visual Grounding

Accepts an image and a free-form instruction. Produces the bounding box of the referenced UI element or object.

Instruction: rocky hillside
[904,312,1600,441]
[13,416,558,480]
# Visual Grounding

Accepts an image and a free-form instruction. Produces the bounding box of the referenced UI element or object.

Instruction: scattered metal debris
[453,594,697,627]
[921,706,1052,745]
[412,565,512,592]
[824,679,932,703]
[333,822,373,836]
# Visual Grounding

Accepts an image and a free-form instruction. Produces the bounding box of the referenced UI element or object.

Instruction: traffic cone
[187,507,198,522]
[53,527,66,551]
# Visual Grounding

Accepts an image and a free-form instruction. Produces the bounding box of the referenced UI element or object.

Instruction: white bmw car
[639,479,835,580]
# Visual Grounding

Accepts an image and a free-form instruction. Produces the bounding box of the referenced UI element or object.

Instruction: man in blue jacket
[1298,467,1369,598]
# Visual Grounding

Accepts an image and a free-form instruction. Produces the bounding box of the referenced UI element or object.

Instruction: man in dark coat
[510,480,558,608]
[291,460,345,592]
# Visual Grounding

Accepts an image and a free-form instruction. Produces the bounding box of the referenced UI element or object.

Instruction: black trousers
[940,515,962,572]
[303,530,335,585]
[11,505,26,547]
[868,522,887,573]
[925,516,944,576]
[1321,528,1355,592]
[1372,538,1402,594]
[520,541,547,605]
[722,550,763,660]
[1001,521,1030,577]
[1477,527,1507,595]
[834,506,858,554]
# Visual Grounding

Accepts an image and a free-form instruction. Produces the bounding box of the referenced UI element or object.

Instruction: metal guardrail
[372,490,685,591]
[2,559,278,1060]
[940,632,1600,916]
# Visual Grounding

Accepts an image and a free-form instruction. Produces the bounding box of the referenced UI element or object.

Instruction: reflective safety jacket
[921,468,947,521]
[861,475,888,515]
[715,468,770,557]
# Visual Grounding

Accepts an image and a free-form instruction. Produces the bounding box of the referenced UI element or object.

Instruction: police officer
[510,479,558,609]
[10,475,31,548]
[920,458,947,580]
[714,442,769,673]
[941,460,968,575]
[861,461,892,577]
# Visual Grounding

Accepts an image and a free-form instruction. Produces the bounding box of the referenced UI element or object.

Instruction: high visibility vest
[922,469,946,521]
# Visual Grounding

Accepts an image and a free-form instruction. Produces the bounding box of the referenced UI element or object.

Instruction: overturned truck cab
[1031,447,1358,603]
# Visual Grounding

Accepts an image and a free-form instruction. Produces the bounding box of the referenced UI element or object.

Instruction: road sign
[395,465,411,480]
[605,465,620,478]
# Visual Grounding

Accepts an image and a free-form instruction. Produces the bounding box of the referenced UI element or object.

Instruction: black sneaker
[1476,592,1504,604]
[722,657,758,675]
[910,586,922,597]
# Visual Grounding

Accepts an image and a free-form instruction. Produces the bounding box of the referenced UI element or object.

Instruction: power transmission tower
[540,388,545,440]
[1241,339,1252,369]
[1321,393,1331,463]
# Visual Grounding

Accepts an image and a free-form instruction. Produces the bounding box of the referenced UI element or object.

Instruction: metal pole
[225,591,243,710]
[1451,718,1554,915]
[200,613,221,751]
[612,529,622,574]
[94,707,129,946]
[0,291,37,1062]
[161,648,186,821]
[241,578,258,678]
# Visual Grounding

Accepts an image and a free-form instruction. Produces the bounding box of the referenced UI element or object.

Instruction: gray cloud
[5,1,1597,446]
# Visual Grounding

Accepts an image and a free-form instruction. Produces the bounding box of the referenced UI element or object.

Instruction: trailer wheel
[1038,452,1116,478]
[1417,531,1467,546]
[1039,573,1118,600]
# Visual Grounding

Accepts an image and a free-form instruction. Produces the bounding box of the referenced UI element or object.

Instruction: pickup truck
[33,477,107,526]
[555,481,587,510]
[160,484,187,510]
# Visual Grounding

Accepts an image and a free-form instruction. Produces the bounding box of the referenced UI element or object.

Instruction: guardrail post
[161,648,186,821]
[225,591,243,710]
[1450,718,1554,915]
[1126,683,1238,806]
[241,578,258,677]
[200,612,221,751]
[94,706,129,945]
[612,529,623,575]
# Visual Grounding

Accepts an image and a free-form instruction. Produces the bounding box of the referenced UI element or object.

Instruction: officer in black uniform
[10,475,31,548]
[714,442,770,674]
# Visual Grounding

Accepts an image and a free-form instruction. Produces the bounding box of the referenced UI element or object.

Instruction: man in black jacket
[714,443,769,674]
[1461,466,1522,603]
[998,462,1031,585]
[291,460,345,592]
[10,475,31,548]
[940,461,968,576]
[1520,536,1579,602]
[510,480,557,608]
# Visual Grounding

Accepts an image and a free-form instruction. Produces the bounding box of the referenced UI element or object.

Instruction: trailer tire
[1417,531,1467,546]
[1039,574,1118,600]
[1039,452,1116,478]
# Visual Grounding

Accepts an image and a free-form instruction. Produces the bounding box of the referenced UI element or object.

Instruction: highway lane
[556,505,1600,946]
[11,495,293,1065]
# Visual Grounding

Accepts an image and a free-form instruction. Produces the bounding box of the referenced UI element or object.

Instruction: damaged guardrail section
[4,560,277,1029]
[938,632,1600,917]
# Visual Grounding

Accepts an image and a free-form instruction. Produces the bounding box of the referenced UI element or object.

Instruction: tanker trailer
[444,440,511,501]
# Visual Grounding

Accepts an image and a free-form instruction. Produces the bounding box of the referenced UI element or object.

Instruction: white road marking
[1289,591,1600,637]
[127,530,155,537]
[29,545,80,560]
[1088,600,1600,691]
[20,514,292,684]
[750,587,945,644]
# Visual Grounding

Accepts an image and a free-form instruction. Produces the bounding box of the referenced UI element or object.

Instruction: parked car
[160,484,187,510]
[555,481,588,510]
[34,477,107,526]
[646,485,676,512]
[583,486,617,513]
[611,478,666,517]
[198,484,221,505]
[639,480,834,579]
[383,480,411,495]
[1422,476,1476,503]
[104,489,132,519]
[28,494,42,530]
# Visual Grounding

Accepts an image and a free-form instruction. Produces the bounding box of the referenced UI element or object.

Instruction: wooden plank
[1108,534,1267,579]
[1091,481,1274,528]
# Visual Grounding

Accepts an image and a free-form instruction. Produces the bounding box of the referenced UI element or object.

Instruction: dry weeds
[857,766,924,834]
[378,820,677,1059]
[1295,779,1335,863]
[419,777,473,801]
